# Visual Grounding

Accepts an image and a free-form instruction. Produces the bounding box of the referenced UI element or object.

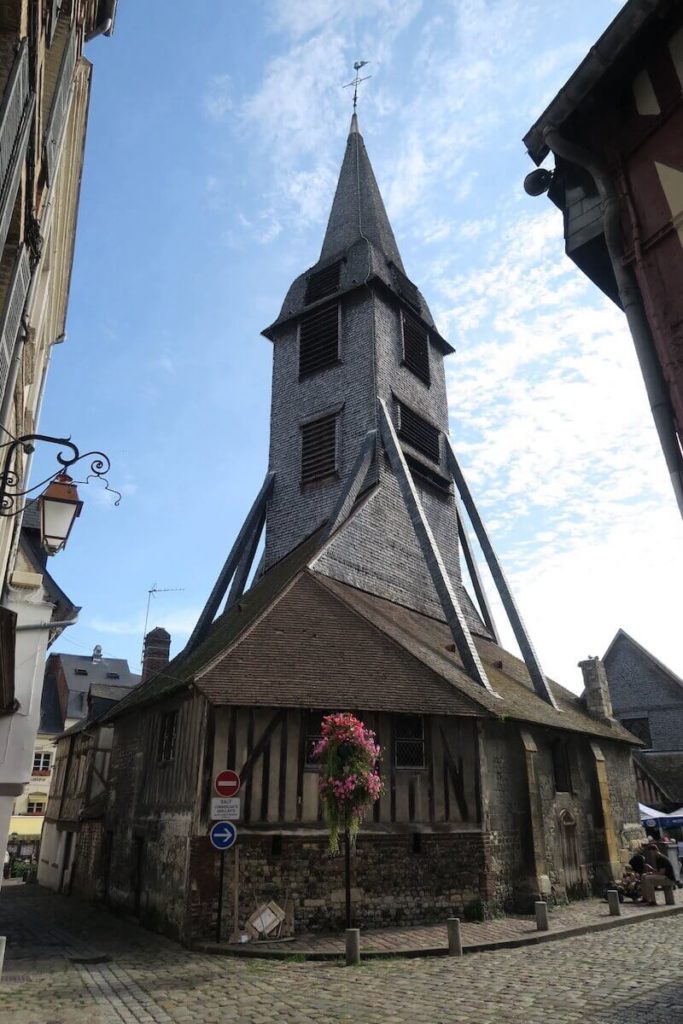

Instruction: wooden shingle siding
[211,708,479,830]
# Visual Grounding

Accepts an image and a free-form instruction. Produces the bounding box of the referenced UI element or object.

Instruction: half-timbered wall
[103,691,209,940]
[209,707,480,831]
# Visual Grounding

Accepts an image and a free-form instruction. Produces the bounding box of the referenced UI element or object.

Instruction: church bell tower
[262,113,486,632]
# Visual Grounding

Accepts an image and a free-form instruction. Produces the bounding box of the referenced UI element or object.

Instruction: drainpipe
[542,127,683,519]
[16,619,79,631]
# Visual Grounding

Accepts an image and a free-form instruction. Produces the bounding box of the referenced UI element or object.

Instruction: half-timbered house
[93,114,642,942]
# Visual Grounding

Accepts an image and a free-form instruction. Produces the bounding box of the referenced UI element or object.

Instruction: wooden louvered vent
[299,303,339,378]
[389,262,421,312]
[304,260,342,304]
[402,312,430,385]
[397,402,440,463]
[301,413,338,484]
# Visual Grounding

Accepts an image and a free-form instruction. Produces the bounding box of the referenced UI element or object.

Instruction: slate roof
[603,628,683,693]
[102,526,328,722]
[635,751,683,805]
[262,117,453,355]
[315,577,638,742]
[107,524,638,743]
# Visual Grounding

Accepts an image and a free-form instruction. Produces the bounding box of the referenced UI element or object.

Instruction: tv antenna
[344,60,371,111]
[142,583,185,663]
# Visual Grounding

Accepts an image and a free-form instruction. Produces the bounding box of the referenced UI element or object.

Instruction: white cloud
[89,606,201,638]
[202,73,233,121]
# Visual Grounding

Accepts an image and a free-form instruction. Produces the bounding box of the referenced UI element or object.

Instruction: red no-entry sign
[214,769,240,798]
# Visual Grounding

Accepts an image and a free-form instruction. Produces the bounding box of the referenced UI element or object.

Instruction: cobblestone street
[1,884,683,1023]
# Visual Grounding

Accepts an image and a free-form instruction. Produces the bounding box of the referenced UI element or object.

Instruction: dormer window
[397,401,440,463]
[301,412,339,485]
[401,312,430,385]
[74,668,88,676]
[304,260,342,304]
[299,303,340,379]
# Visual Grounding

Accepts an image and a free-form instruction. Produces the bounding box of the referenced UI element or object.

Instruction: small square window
[395,715,425,769]
[158,710,178,763]
[33,752,51,772]
[27,801,45,815]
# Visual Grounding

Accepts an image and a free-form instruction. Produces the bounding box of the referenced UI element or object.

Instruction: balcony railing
[44,26,77,186]
[0,40,35,258]
[0,244,31,402]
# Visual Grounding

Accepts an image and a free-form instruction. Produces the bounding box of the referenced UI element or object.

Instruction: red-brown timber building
[524,0,683,517]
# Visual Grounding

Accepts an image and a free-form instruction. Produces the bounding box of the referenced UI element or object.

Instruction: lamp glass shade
[39,474,83,554]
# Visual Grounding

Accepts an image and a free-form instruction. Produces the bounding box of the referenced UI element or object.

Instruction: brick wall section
[188,831,494,939]
[604,636,683,750]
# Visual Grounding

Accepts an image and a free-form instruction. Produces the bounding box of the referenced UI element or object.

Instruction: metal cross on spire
[344,60,371,111]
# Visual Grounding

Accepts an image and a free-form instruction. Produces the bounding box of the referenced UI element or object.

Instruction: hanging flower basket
[313,712,384,853]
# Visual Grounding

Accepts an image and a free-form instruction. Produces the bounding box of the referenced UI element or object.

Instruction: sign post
[210,820,238,943]
[210,772,240,944]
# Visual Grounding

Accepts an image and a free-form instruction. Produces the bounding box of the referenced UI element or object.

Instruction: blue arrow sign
[209,820,238,851]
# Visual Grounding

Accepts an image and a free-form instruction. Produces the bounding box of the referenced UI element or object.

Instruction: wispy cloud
[202,73,233,121]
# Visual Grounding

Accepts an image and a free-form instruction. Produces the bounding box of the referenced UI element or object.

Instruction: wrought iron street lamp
[0,433,120,555]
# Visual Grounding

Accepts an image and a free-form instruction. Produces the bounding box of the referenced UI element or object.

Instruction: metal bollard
[0,936,5,982]
[607,889,621,916]
[665,886,675,906]
[447,917,463,956]
[534,900,549,931]
[345,927,360,966]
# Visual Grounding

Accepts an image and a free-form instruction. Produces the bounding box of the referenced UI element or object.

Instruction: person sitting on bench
[638,843,675,906]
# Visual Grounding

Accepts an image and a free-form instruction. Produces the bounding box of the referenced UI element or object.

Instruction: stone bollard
[534,901,549,932]
[447,917,463,957]
[345,928,360,966]
[665,886,676,906]
[607,890,621,916]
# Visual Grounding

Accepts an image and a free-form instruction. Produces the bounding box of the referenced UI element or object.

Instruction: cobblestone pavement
[1,883,683,1024]
[214,894,680,955]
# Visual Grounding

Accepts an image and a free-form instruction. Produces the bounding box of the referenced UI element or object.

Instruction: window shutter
[402,312,430,384]
[304,260,342,304]
[0,40,32,258]
[397,402,440,463]
[299,303,339,378]
[44,26,77,185]
[0,245,31,405]
[301,413,338,484]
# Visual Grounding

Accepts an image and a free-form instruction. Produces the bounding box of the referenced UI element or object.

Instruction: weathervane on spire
[344,61,371,111]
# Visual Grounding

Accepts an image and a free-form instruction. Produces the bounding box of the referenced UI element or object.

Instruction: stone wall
[483,721,534,910]
[188,831,494,940]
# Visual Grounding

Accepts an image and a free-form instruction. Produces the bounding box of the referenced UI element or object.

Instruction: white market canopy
[639,803,683,825]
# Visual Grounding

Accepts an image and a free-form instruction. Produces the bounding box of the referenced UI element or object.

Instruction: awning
[0,605,17,713]
[639,802,683,828]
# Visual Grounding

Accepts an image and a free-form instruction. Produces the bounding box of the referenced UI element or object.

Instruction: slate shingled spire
[259,111,492,643]
[319,114,405,270]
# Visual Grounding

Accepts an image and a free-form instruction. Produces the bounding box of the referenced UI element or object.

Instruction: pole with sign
[210,770,241,943]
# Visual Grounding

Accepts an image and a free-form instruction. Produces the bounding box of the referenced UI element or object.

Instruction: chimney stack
[579,655,614,721]
[142,627,171,683]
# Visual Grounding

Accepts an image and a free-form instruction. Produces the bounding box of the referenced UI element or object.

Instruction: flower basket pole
[314,712,384,931]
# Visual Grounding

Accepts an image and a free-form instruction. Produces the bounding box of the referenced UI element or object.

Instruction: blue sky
[35,0,683,690]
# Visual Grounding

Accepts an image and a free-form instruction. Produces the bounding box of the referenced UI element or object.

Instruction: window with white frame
[32,752,51,773]
[27,801,45,815]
